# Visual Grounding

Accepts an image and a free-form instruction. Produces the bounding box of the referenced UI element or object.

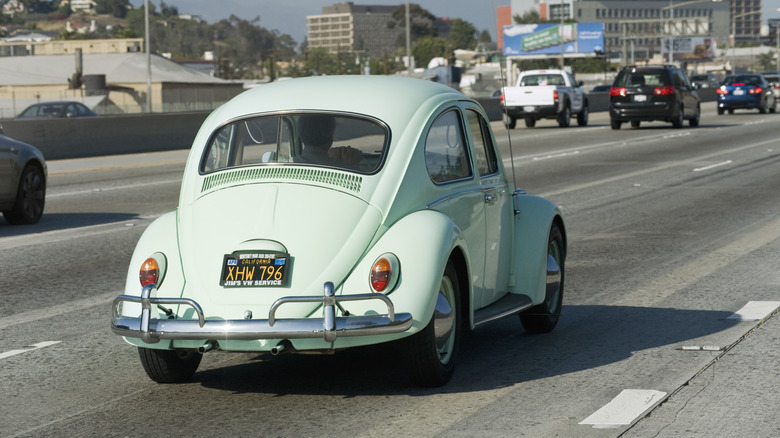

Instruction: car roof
[202,76,467,133]
[26,100,85,106]
[181,76,484,213]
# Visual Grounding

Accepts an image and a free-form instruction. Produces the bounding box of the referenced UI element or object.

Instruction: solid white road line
[579,389,667,428]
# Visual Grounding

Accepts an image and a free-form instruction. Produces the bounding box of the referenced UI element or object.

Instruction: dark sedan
[0,126,46,224]
[16,101,98,119]
[716,74,776,114]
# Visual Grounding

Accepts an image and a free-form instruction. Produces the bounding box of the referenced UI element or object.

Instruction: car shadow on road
[0,212,140,235]
[194,305,739,396]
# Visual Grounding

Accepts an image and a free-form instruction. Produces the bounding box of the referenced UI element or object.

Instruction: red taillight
[654,86,675,96]
[553,89,559,102]
[731,82,745,86]
[609,87,626,97]
[748,87,762,94]
[499,92,504,104]
[716,86,728,95]
[140,258,160,287]
[370,258,391,292]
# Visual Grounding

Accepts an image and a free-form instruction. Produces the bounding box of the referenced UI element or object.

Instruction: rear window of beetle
[201,113,389,174]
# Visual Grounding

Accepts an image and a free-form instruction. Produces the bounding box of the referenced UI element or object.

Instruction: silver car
[761,71,780,100]
[0,125,46,224]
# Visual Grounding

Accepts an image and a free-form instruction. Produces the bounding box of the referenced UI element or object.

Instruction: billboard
[664,36,716,61]
[503,22,605,57]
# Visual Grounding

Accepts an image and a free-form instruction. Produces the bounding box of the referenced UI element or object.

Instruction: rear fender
[340,209,466,337]
[120,211,182,349]
[511,192,565,305]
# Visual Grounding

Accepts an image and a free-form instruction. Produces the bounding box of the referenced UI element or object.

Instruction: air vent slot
[201,167,363,193]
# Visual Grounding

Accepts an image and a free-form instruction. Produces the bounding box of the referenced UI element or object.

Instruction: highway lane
[1,107,779,437]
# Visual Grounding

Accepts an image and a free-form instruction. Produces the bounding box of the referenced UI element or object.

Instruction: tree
[412,36,447,68]
[95,0,130,18]
[210,15,276,78]
[514,10,541,24]
[388,4,436,48]
[478,30,492,44]
[570,57,609,74]
[273,31,298,63]
[159,1,178,18]
[303,47,338,75]
[448,18,477,50]
[756,52,776,72]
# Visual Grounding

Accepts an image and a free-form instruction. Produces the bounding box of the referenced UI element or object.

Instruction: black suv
[609,65,700,129]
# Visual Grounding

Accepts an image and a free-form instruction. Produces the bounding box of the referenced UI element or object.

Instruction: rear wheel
[671,104,684,128]
[524,118,536,128]
[405,261,460,387]
[520,223,564,334]
[689,104,700,127]
[557,104,571,127]
[610,119,622,130]
[576,103,589,126]
[3,165,45,225]
[728,108,734,115]
[630,121,641,128]
[717,107,724,115]
[138,347,202,383]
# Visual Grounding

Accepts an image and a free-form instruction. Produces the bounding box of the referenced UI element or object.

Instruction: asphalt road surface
[1,107,778,437]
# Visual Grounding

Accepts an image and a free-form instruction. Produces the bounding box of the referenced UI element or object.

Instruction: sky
[129,0,512,45]
[130,0,780,46]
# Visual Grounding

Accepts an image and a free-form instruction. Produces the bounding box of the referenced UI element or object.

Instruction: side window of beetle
[466,109,498,177]
[424,110,472,183]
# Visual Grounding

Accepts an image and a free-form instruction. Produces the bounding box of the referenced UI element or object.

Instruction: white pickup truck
[500,69,588,128]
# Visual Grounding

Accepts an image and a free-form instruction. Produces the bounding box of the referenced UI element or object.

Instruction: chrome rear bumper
[111,282,413,344]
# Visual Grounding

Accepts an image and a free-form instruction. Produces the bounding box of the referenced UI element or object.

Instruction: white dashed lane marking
[0,341,61,360]
[580,302,780,428]
[727,301,780,321]
[579,389,667,428]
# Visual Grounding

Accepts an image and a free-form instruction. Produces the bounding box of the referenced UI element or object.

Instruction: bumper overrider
[111,282,413,345]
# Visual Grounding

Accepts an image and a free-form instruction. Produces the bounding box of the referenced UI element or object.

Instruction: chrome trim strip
[473,293,534,329]
[427,182,507,209]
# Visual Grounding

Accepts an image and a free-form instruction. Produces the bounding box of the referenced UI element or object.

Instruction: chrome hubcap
[433,276,455,364]
[545,240,562,312]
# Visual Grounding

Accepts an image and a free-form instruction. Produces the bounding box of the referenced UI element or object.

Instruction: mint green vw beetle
[112,76,566,387]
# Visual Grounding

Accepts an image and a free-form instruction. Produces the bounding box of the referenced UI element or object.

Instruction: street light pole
[144,0,151,113]
[405,0,411,76]
[668,0,674,64]
[560,0,565,68]
[729,9,763,74]
[776,8,780,72]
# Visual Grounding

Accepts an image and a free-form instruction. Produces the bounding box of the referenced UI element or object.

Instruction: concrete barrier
[1,111,210,160]
[1,88,718,161]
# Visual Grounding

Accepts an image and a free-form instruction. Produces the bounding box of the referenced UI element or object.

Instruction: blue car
[717,74,777,114]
